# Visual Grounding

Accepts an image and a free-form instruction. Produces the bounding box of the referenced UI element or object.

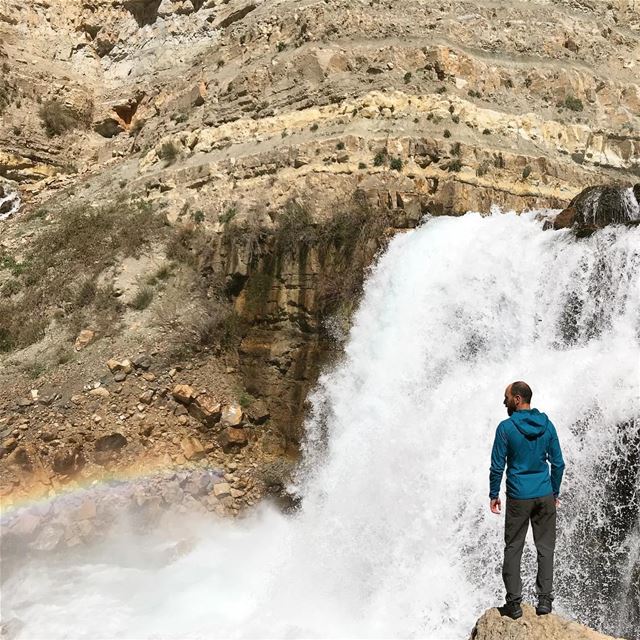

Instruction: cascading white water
[0,182,21,221]
[3,211,639,639]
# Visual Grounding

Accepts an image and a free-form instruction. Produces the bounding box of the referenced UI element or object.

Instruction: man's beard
[507,405,514,416]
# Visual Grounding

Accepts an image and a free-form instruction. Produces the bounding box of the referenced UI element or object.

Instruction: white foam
[3,211,639,639]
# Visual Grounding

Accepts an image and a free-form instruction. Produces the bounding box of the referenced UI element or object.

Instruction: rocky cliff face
[1,0,639,493]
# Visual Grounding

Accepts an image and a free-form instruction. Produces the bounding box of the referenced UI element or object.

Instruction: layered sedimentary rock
[1,0,639,444]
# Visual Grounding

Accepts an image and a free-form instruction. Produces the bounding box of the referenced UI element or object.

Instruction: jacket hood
[510,408,549,440]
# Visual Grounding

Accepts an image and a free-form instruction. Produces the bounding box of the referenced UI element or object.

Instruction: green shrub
[443,129,451,138]
[0,255,27,277]
[159,141,179,164]
[451,142,461,156]
[358,162,367,169]
[0,198,162,352]
[39,100,91,137]
[390,157,403,171]
[1,279,21,296]
[451,114,460,124]
[131,286,154,310]
[436,86,447,94]
[310,123,319,131]
[404,72,412,83]
[239,390,256,409]
[482,128,491,135]
[0,78,16,115]
[219,207,237,224]
[564,95,584,112]
[522,165,532,179]
[476,160,491,177]
[336,141,345,150]
[275,201,316,255]
[192,210,205,223]
[277,42,286,52]
[373,151,386,166]
[76,280,97,308]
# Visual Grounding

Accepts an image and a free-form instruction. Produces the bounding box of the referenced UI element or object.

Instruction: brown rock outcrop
[553,184,640,234]
[470,606,621,640]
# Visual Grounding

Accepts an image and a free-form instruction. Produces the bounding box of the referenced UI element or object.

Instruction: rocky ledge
[471,605,622,640]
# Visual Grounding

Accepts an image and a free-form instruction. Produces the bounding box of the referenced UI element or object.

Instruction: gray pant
[503,494,556,604]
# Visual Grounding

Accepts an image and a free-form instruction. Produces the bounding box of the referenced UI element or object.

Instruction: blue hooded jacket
[489,408,565,500]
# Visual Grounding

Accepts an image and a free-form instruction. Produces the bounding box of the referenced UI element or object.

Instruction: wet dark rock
[95,432,127,452]
[552,184,640,235]
[94,433,127,465]
[52,445,85,475]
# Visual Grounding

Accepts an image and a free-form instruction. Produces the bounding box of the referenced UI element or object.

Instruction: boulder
[552,184,640,235]
[172,384,195,404]
[180,436,205,461]
[30,524,64,551]
[74,329,95,351]
[218,427,248,452]
[187,395,221,426]
[470,605,619,640]
[1,437,18,455]
[189,82,206,107]
[214,2,257,29]
[107,359,133,374]
[246,399,270,425]
[139,390,155,405]
[52,446,85,475]
[89,387,110,398]
[220,403,243,427]
[94,114,125,138]
[212,482,231,498]
[132,354,151,370]
[6,446,32,471]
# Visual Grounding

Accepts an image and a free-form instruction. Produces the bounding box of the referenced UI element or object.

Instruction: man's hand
[555,498,560,508]
[490,498,501,514]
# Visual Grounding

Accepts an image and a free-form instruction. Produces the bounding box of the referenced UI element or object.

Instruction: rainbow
[0,456,225,523]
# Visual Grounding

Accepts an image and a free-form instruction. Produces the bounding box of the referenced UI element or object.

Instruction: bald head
[510,381,532,403]
[504,381,532,416]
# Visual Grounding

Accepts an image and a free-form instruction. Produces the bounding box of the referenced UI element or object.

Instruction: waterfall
[2,211,639,639]
[0,182,21,221]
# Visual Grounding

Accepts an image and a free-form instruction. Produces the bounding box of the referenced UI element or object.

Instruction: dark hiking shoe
[498,602,523,620]
[536,596,553,615]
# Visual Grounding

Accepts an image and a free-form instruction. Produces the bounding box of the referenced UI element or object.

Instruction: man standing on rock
[489,381,565,619]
